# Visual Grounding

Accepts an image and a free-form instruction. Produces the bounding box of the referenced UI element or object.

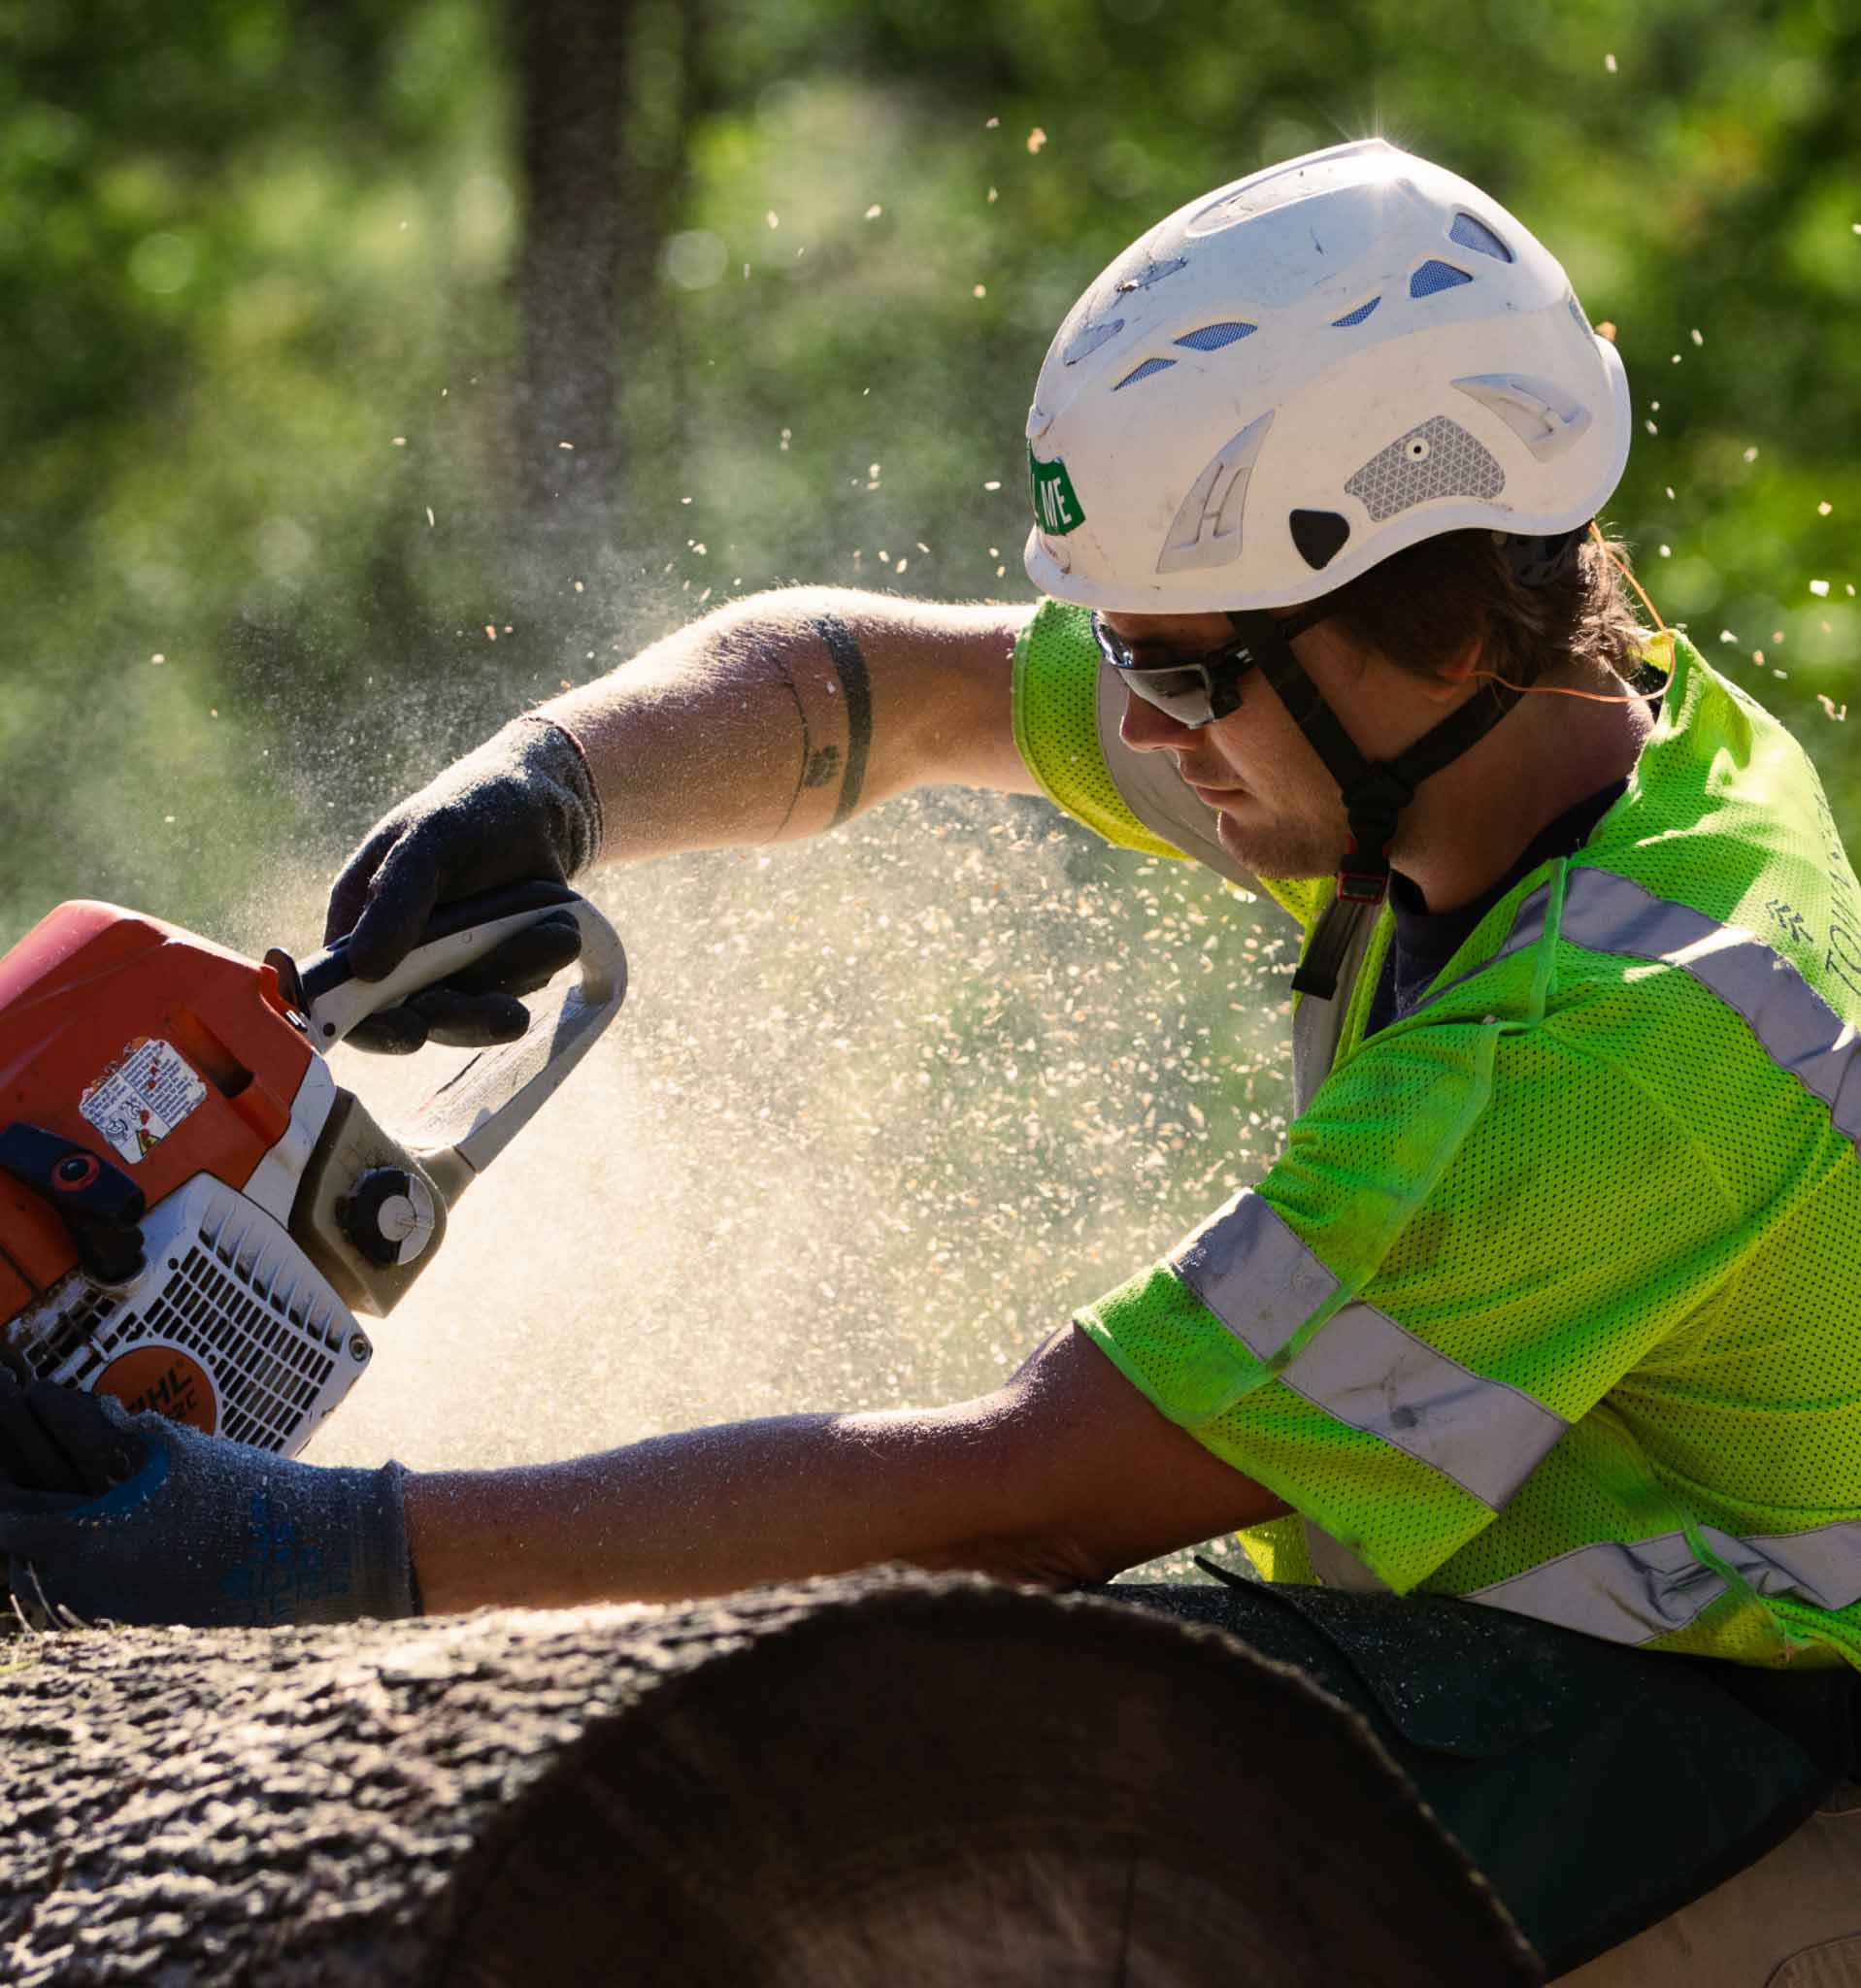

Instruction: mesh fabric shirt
[1013,598,1861,1669]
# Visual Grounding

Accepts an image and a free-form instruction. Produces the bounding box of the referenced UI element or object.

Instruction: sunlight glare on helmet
[1337,117,1417,199]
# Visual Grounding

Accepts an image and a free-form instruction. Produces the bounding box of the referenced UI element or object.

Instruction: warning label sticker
[80,1037,209,1166]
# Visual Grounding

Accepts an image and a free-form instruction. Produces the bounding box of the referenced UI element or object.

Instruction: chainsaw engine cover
[12,1171,370,1451]
[0,901,374,1455]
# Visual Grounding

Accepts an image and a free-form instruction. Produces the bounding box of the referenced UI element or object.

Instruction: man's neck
[1390,679,1656,914]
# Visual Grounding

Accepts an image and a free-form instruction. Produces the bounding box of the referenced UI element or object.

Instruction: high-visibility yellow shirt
[1014,599,1861,1670]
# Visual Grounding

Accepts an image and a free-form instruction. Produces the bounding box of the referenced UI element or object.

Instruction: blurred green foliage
[1,0,1857,942]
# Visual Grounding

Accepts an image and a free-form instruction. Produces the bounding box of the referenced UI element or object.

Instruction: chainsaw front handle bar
[298,881,627,1204]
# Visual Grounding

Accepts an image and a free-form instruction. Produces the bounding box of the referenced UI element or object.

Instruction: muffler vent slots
[20,1284,119,1381]
[12,1174,352,1455]
[149,1214,340,1450]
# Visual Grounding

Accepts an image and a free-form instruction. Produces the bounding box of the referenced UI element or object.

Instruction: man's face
[1101,610,1432,881]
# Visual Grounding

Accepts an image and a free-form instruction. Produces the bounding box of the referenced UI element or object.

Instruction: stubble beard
[1213,804,1338,883]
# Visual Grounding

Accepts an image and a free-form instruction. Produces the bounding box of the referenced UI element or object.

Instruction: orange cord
[1470,522,1674,704]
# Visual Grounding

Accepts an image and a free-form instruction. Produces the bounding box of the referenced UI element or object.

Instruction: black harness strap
[1237,616,1534,1000]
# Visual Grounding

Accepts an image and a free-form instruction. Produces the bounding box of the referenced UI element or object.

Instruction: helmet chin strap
[1231,611,1536,1002]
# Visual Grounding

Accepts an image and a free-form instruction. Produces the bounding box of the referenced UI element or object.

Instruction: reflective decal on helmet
[1344,415,1505,523]
[1028,447,1086,536]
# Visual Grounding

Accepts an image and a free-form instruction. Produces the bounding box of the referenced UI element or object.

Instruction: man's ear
[1421,637,1483,704]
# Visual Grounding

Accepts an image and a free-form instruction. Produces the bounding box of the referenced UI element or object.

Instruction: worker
[4,141,1858,1981]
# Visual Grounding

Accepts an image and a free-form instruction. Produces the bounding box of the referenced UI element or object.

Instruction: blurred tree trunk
[507,0,709,631]
[512,0,634,547]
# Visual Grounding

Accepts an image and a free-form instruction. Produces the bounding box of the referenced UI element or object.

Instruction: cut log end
[0,1573,1541,1986]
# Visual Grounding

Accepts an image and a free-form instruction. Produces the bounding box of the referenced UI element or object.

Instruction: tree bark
[0,1571,1541,1985]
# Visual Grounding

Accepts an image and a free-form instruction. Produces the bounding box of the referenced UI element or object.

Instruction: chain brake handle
[296,879,626,1206]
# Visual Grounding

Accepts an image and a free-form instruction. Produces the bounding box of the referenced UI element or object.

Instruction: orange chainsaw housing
[0,901,318,1323]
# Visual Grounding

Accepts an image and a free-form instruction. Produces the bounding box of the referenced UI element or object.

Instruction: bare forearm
[536,588,1035,864]
[405,1406,1051,1612]
[402,1328,1288,1612]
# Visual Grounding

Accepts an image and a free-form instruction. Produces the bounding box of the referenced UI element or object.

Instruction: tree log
[0,1572,1541,1985]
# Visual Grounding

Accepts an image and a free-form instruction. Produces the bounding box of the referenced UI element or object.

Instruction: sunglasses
[1092,605,1328,728]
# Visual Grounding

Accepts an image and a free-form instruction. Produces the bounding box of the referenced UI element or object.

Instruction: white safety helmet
[1023,138,1632,613]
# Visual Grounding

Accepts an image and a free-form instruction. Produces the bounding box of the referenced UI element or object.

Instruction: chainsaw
[0,881,624,1457]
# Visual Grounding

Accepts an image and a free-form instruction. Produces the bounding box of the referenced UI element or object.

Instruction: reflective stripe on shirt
[1423,867,1861,1145]
[1169,1193,1568,1510]
[1468,1518,1861,1645]
[1171,1192,1338,1359]
[1281,1301,1567,1509]
[1554,869,1861,1146]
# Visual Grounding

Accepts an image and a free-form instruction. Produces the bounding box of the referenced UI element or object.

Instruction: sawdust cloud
[222,784,1291,1577]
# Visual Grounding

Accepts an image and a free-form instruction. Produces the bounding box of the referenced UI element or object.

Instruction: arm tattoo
[813,613,873,827]
[771,660,813,837]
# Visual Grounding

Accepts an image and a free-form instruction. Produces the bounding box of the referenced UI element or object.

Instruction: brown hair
[1316,528,1649,696]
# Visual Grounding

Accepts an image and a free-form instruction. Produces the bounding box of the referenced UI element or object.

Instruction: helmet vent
[1453,374,1593,462]
[1062,315,1125,366]
[1174,320,1256,352]
[1155,413,1274,574]
[1410,259,1473,298]
[1113,357,1178,390]
[1331,297,1381,328]
[1345,415,1504,522]
[1448,213,1513,261]
[1289,510,1351,571]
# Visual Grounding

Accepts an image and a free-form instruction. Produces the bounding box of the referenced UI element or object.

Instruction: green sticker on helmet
[1028,447,1085,537]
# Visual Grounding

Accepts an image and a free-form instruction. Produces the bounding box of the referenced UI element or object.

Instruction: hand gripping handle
[300,880,626,1205]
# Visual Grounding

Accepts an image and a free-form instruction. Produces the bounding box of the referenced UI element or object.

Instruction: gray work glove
[0,1372,417,1629]
[325,714,603,1052]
